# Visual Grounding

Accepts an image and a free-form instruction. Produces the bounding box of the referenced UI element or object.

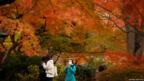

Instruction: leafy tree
[121,0,144,56]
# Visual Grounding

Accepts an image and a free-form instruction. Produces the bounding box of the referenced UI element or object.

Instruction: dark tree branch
[96,13,128,33]
[0,0,15,6]
[54,53,61,64]
[0,43,17,65]
[75,0,129,33]
[94,2,122,19]
[94,2,143,33]
[109,18,127,33]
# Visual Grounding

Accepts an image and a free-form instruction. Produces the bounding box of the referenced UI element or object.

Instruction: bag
[54,66,58,77]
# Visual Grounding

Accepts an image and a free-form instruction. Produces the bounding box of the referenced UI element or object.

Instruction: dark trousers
[46,77,53,81]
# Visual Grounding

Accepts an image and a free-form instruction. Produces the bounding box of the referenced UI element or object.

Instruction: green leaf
[3,36,12,49]
[14,31,21,42]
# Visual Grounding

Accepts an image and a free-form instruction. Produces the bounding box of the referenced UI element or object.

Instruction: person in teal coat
[64,59,76,81]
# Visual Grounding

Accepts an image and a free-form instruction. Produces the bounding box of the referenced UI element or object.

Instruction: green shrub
[53,64,97,81]
[54,64,98,81]
[76,56,104,81]
[54,64,65,81]
[16,65,40,81]
[76,65,96,81]
[0,53,41,81]
[71,42,84,52]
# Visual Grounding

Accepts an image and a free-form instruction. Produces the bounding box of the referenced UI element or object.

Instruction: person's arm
[46,60,54,70]
[69,65,76,74]
[42,60,54,70]
[64,66,68,73]
[42,62,48,70]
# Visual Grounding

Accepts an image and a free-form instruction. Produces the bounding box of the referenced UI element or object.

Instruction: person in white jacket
[42,57,56,81]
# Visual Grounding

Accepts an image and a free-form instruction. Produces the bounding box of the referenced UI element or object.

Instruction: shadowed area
[0,0,15,6]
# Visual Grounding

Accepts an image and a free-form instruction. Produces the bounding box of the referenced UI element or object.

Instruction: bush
[76,56,107,81]
[53,64,97,81]
[16,65,40,81]
[98,66,144,81]
[94,51,144,81]
[0,53,41,81]
[54,64,65,81]
[54,63,98,81]
[76,65,96,81]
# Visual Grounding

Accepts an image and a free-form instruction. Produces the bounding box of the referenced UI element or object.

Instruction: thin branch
[0,43,17,65]
[110,18,127,33]
[94,2,122,19]
[54,53,61,64]
[96,13,127,33]
[94,2,141,33]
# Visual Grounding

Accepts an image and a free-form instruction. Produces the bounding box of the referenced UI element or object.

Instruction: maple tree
[122,0,144,56]
[0,0,127,60]
[0,0,144,81]
[0,16,41,68]
[93,0,144,56]
[0,0,128,67]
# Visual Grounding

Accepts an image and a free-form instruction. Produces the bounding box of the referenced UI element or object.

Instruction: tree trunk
[0,42,17,71]
[122,0,144,56]
[126,26,135,54]
[135,32,144,56]
[127,26,144,56]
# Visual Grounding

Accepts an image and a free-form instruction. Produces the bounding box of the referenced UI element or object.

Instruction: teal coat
[64,65,76,81]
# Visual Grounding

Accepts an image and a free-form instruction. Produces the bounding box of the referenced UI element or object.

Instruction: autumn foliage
[0,0,144,81]
[96,51,144,81]
[0,0,127,56]
[0,16,41,56]
[104,51,144,67]
[122,0,144,32]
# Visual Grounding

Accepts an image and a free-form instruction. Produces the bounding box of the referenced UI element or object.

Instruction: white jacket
[42,60,55,77]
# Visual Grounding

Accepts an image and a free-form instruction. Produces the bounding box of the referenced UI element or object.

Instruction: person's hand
[66,64,68,68]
